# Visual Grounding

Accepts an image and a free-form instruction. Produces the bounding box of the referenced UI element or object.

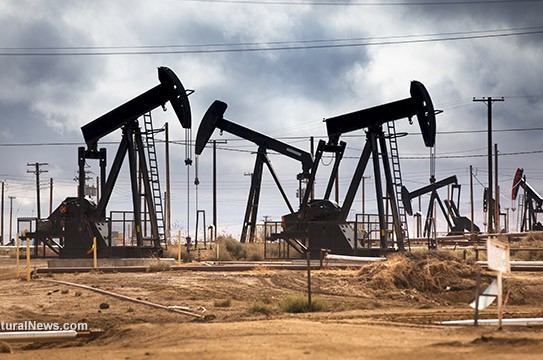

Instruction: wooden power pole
[26,162,48,220]
[473,97,504,233]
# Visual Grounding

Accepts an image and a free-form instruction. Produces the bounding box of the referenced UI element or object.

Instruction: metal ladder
[142,112,165,245]
[386,121,410,247]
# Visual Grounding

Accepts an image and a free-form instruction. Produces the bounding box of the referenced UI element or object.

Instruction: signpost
[486,237,510,329]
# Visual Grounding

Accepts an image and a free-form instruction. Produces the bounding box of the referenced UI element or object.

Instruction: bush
[146,260,171,272]
[224,239,247,260]
[280,295,329,313]
[248,302,274,315]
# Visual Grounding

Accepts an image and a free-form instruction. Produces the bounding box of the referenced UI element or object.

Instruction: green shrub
[280,295,329,313]
[248,302,274,315]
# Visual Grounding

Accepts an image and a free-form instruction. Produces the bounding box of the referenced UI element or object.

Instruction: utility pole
[494,143,500,232]
[213,140,217,236]
[212,140,227,236]
[165,122,171,243]
[470,165,475,241]
[49,178,53,215]
[27,162,48,220]
[361,176,370,230]
[9,196,15,244]
[310,136,315,201]
[473,96,504,233]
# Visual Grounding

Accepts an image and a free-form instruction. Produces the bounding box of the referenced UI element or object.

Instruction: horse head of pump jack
[195,100,228,156]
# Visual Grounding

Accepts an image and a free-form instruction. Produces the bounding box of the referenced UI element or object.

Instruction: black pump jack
[195,100,313,243]
[280,81,437,257]
[402,175,480,242]
[512,168,543,231]
[23,67,191,258]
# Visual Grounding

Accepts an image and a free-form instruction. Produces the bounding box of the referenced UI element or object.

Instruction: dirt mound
[358,251,484,293]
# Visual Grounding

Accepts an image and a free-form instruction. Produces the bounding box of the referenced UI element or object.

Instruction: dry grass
[358,251,484,293]
[510,232,543,261]
[0,341,12,354]
[213,299,232,308]
[248,302,274,315]
[146,259,171,272]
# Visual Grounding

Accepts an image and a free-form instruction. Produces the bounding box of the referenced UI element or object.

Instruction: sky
[1,0,543,243]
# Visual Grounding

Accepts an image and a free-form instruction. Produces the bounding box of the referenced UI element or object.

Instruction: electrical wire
[178,0,543,6]
[1,28,542,56]
[4,26,541,51]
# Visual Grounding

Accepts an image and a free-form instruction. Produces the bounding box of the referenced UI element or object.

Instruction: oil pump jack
[195,100,313,243]
[279,81,437,257]
[401,175,480,241]
[23,67,191,258]
[512,168,543,231]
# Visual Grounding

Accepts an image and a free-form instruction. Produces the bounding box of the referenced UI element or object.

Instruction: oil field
[2,1,543,359]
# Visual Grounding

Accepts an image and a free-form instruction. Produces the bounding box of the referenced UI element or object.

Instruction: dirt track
[1,255,543,359]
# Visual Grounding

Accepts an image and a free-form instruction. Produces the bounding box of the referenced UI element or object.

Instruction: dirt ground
[1,253,543,359]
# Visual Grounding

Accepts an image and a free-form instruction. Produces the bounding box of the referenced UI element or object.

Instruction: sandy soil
[1,254,543,359]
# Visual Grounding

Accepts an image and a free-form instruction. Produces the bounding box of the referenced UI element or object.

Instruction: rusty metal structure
[21,67,191,258]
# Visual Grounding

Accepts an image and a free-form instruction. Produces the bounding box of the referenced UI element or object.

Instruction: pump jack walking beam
[82,67,191,150]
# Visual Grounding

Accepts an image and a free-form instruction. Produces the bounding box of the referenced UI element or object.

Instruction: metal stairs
[142,112,166,246]
[386,121,410,248]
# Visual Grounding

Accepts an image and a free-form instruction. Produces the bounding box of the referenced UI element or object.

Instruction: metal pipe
[325,254,386,262]
[0,330,78,343]
[36,279,204,319]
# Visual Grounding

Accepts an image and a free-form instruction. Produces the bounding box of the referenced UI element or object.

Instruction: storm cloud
[1,0,542,239]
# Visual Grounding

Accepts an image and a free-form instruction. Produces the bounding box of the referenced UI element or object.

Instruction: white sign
[469,279,498,310]
[487,238,510,274]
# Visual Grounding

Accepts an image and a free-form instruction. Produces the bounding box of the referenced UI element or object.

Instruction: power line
[3,25,541,51]
[1,28,542,56]
[179,0,543,6]
[398,149,543,160]
[2,124,543,148]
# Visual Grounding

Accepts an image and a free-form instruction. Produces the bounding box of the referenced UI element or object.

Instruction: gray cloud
[1,0,542,238]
